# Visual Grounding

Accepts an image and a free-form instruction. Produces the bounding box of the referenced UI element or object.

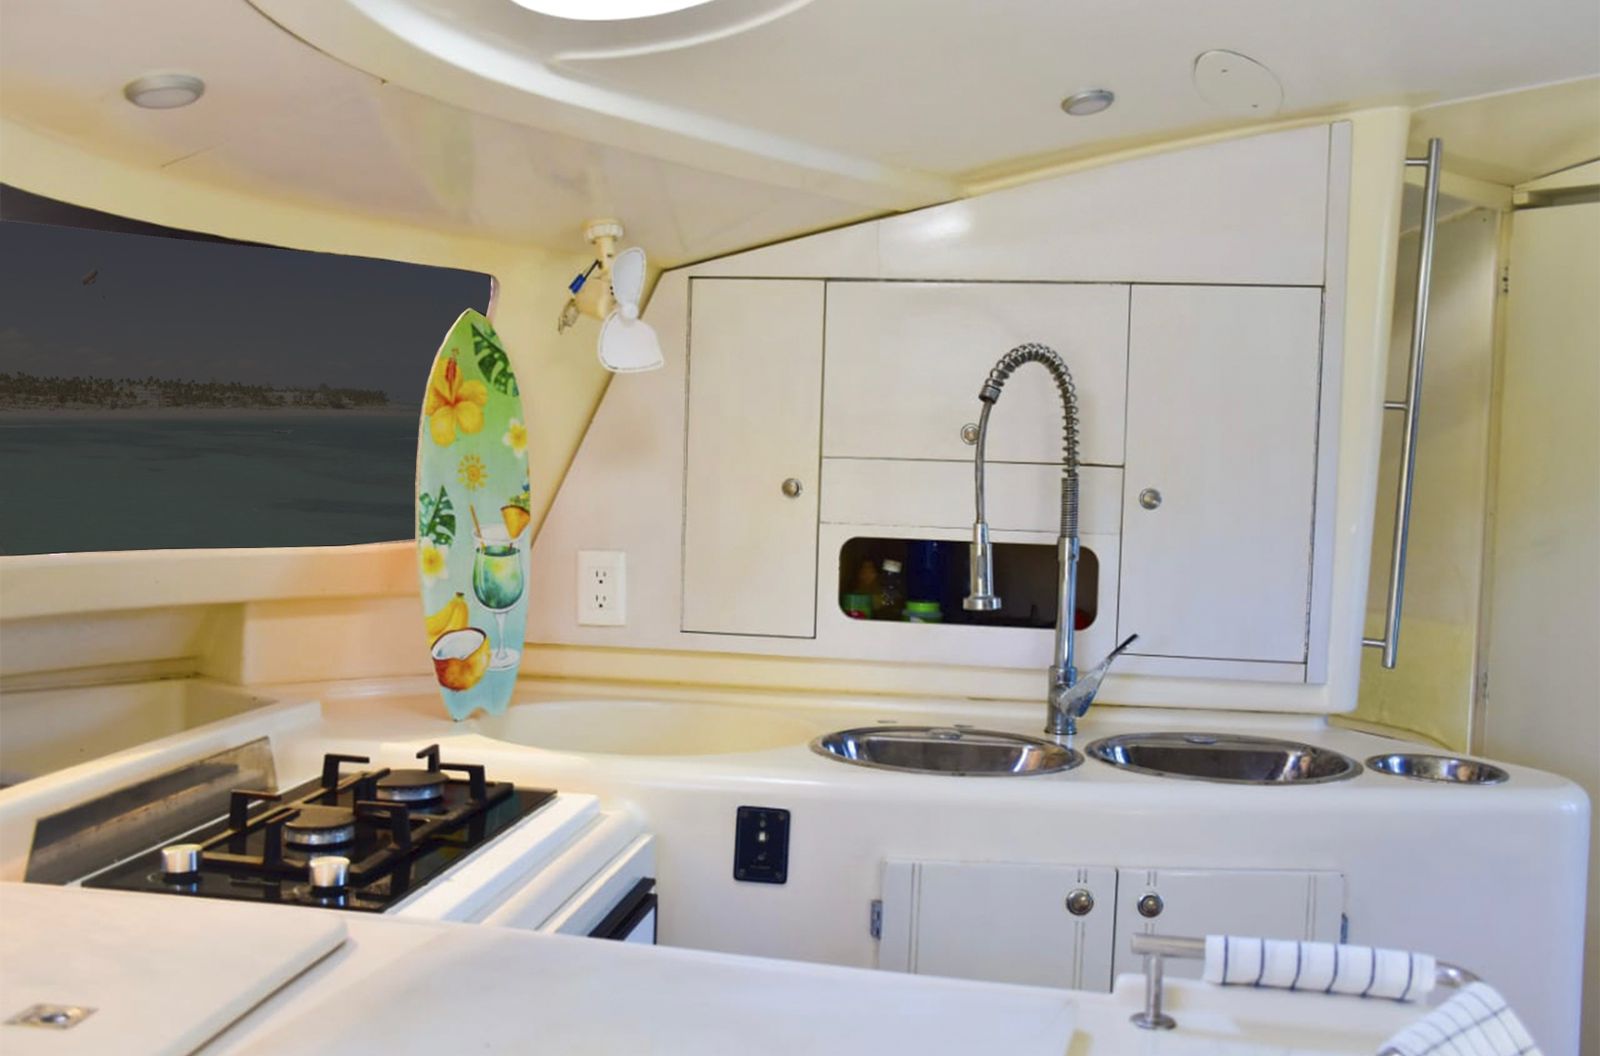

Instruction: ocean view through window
[0,205,491,554]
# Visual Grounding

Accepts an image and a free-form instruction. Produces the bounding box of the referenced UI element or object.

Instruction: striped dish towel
[1203,935,1435,1001]
[1379,982,1541,1055]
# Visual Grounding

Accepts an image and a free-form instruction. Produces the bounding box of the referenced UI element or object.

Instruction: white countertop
[0,883,1433,1056]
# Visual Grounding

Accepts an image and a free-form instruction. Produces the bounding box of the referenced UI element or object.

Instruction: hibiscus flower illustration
[425,353,488,446]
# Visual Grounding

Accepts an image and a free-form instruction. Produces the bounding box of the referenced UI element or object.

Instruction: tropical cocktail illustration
[471,524,524,670]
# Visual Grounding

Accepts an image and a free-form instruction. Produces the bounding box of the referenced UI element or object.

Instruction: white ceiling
[1,0,1596,264]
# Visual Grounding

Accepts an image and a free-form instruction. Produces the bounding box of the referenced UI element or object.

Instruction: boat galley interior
[0,0,1596,1053]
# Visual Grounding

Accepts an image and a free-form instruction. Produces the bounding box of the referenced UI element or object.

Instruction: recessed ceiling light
[123,74,205,110]
[509,0,716,20]
[1061,89,1115,117]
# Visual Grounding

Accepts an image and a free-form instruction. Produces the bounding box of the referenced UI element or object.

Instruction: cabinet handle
[1065,888,1094,916]
[1138,488,1162,510]
[960,422,980,446]
[1364,137,1443,670]
[781,478,803,498]
[1137,893,1164,918]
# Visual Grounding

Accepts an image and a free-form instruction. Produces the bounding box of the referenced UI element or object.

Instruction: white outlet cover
[577,550,627,626]
[1192,49,1283,117]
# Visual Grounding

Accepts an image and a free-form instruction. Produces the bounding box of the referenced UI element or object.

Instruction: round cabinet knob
[1138,488,1163,510]
[781,478,803,499]
[960,423,980,446]
[1064,888,1095,916]
[1137,892,1164,918]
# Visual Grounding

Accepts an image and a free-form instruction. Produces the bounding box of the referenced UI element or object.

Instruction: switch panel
[733,806,790,884]
[577,550,626,626]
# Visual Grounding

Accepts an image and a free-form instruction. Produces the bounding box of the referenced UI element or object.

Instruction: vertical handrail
[1364,138,1443,669]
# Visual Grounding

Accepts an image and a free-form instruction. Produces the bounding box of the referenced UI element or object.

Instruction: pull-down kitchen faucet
[964,343,1136,738]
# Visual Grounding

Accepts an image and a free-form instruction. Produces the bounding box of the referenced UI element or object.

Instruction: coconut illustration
[431,627,490,691]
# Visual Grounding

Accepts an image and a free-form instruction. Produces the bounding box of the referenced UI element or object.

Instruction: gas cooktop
[83,745,555,912]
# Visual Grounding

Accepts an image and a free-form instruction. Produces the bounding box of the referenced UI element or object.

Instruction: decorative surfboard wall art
[416,309,531,720]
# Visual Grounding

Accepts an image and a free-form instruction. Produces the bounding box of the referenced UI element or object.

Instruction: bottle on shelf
[874,559,906,621]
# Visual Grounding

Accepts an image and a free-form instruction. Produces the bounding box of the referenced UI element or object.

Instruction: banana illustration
[425,592,470,641]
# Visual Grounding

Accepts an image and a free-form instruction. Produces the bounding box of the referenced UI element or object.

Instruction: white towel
[1379,982,1542,1056]
[1203,935,1435,1002]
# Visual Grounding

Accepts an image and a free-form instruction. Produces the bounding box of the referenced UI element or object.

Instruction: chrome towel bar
[1126,931,1477,1032]
[1364,137,1443,668]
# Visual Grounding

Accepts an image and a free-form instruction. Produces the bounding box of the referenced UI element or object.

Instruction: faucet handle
[1063,634,1139,718]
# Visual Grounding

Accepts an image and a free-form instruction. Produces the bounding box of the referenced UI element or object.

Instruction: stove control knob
[159,843,201,878]
[308,855,351,891]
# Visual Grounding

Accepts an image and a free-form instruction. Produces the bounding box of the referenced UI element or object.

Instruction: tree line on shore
[0,371,392,410]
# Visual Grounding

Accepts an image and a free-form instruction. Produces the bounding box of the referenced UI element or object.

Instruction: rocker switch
[733,806,790,884]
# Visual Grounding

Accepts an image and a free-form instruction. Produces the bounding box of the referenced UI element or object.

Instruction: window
[0,191,491,554]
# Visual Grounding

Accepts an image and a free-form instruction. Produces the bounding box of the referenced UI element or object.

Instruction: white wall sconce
[558,219,663,373]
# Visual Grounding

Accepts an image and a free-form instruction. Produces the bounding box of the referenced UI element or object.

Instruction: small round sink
[811,726,1081,776]
[1087,733,1360,785]
[1367,753,1508,785]
[474,700,817,756]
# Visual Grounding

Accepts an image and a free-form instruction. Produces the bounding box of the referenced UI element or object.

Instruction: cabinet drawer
[823,282,1128,465]
[821,459,1122,535]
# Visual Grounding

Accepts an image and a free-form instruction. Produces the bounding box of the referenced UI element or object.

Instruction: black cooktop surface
[82,746,555,913]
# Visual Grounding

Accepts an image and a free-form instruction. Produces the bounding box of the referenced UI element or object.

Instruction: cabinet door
[1112,867,1344,981]
[824,282,1129,465]
[1119,285,1323,663]
[878,860,1117,991]
[682,280,824,637]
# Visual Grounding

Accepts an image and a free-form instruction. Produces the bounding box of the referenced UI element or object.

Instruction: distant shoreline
[0,405,419,421]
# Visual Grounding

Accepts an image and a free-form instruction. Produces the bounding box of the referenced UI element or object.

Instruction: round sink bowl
[1087,732,1360,785]
[811,726,1081,776]
[474,700,817,756]
[1367,753,1508,785]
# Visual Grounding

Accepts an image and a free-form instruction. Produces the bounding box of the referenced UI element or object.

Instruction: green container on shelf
[842,593,874,619]
[904,600,943,623]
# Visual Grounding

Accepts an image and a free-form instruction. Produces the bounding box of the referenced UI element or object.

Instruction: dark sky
[0,220,490,402]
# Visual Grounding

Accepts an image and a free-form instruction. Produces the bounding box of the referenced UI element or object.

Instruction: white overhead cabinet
[1118,285,1324,665]
[823,282,1130,465]
[681,279,825,638]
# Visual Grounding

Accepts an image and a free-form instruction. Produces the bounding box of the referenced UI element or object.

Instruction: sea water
[0,411,419,554]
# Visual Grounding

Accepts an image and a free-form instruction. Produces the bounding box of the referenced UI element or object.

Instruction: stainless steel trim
[1365,137,1443,669]
[24,738,276,885]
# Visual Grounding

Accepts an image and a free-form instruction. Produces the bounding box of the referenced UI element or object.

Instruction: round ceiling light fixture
[509,0,717,19]
[123,74,206,110]
[1060,88,1115,117]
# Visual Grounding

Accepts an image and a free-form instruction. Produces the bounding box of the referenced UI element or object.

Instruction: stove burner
[374,769,445,804]
[283,805,357,848]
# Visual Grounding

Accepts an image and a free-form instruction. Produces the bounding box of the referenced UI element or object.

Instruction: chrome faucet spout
[964,343,1133,737]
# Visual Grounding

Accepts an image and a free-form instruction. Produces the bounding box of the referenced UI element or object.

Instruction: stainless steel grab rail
[1364,138,1443,668]
[1126,931,1477,1031]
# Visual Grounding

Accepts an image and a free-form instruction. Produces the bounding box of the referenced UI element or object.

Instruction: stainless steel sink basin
[1086,732,1360,785]
[1367,753,1508,785]
[811,726,1081,776]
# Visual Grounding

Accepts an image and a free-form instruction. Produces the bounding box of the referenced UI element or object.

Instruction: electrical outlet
[577,550,626,626]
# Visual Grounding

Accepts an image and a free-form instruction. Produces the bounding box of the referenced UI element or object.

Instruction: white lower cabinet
[1112,867,1345,981]
[877,860,1344,992]
[877,860,1117,991]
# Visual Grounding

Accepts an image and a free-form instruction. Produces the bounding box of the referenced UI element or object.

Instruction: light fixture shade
[598,312,664,373]
[510,0,715,20]
[611,247,647,309]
